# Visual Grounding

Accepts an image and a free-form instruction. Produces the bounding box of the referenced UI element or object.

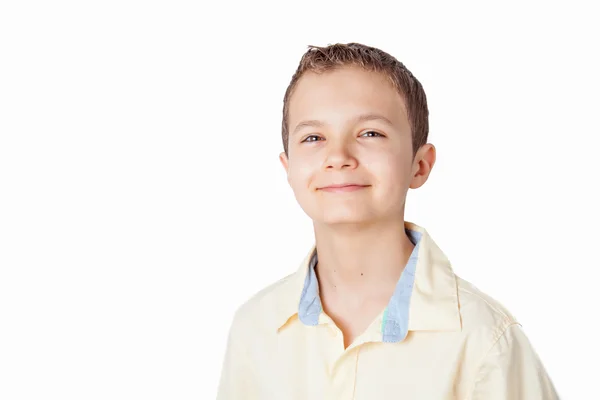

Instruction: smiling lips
[318,184,370,193]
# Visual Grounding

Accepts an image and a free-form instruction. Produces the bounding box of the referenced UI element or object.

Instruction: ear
[409,144,436,189]
[279,151,289,173]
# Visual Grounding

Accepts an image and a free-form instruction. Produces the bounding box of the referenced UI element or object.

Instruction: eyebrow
[291,113,395,136]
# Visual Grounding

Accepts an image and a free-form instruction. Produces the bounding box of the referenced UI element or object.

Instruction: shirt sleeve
[470,322,560,399]
[216,310,257,400]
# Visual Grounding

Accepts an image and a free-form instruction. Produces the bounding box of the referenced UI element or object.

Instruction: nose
[323,141,358,170]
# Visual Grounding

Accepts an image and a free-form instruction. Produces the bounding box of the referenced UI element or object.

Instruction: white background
[1,1,598,399]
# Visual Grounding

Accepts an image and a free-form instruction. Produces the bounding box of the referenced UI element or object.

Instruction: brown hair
[281,42,429,159]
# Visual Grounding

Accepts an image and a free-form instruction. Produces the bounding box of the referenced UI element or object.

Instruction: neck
[312,218,415,296]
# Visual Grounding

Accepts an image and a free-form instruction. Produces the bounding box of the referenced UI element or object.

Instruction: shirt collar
[273,221,461,341]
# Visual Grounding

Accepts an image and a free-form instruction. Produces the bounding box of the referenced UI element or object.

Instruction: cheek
[370,158,412,191]
[287,165,314,194]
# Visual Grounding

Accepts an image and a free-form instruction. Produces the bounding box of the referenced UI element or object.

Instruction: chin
[312,208,377,226]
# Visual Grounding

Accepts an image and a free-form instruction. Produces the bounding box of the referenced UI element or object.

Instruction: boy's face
[279,66,434,226]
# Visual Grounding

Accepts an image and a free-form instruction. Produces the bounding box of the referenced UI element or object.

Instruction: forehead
[288,66,408,129]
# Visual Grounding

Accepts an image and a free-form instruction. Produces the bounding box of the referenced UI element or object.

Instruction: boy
[216,43,558,399]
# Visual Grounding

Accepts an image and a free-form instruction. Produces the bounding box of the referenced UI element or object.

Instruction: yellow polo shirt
[216,221,559,399]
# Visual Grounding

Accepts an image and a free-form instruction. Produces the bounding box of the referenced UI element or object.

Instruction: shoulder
[229,270,299,335]
[455,275,519,340]
[458,280,559,397]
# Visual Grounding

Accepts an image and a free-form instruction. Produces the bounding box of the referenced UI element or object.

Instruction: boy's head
[279,43,435,227]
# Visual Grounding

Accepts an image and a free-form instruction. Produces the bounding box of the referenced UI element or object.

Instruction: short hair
[281,42,429,159]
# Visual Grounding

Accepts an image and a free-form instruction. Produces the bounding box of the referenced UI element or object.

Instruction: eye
[301,131,384,143]
[361,130,384,138]
[301,135,323,143]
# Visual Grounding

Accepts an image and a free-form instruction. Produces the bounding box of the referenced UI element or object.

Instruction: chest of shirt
[248,325,481,400]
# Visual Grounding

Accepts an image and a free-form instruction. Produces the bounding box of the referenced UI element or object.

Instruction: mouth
[318,184,370,193]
